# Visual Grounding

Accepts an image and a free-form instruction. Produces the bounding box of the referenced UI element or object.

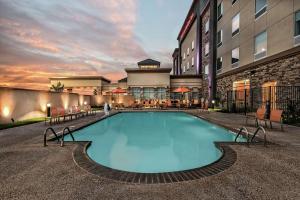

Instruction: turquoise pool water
[65,112,244,173]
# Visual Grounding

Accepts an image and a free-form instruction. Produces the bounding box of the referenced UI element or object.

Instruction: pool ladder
[235,126,267,146]
[43,127,75,147]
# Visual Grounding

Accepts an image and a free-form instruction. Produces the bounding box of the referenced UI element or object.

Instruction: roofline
[125,68,172,73]
[172,48,179,57]
[137,59,161,66]
[170,74,202,79]
[177,0,198,40]
[49,76,111,83]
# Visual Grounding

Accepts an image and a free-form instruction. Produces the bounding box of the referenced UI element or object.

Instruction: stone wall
[216,52,300,101]
[201,7,210,99]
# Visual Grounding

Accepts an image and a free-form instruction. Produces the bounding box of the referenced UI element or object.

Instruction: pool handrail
[60,127,75,147]
[43,127,60,147]
[235,127,250,145]
[251,126,267,146]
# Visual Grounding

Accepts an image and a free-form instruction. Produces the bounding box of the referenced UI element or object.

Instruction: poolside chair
[144,100,150,108]
[269,109,284,131]
[246,108,267,127]
[199,99,209,113]
[49,107,59,124]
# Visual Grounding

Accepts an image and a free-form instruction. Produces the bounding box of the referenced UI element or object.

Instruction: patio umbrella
[173,87,191,103]
[112,87,127,103]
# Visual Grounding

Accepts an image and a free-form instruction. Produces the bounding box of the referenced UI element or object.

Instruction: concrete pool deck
[0,110,299,200]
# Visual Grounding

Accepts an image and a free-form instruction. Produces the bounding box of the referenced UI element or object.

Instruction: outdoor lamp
[212,100,215,109]
[84,101,87,105]
[46,103,51,117]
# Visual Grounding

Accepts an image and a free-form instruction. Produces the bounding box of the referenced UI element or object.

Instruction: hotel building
[173,0,300,105]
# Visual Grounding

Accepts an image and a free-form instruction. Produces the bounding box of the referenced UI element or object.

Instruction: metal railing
[251,126,267,146]
[235,127,249,145]
[43,127,59,147]
[60,127,75,147]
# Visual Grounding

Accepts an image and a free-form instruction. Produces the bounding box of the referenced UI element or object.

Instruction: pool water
[65,112,244,173]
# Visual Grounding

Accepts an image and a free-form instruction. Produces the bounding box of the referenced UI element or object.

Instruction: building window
[157,88,166,100]
[217,2,223,21]
[205,20,209,33]
[187,48,190,56]
[143,88,155,100]
[255,0,267,19]
[205,42,209,56]
[232,47,239,65]
[204,64,209,75]
[295,11,300,36]
[183,53,186,60]
[187,62,190,70]
[132,87,141,100]
[192,57,194,66]
[217,30,223,47]
[192,40,195,50]
[232,13,240,36]
[232,0,237,5]
[183,65,186,72]
[255,31,267,60]
[216,57,222,71]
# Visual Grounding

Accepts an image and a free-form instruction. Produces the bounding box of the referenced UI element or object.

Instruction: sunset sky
[0,0,192,90]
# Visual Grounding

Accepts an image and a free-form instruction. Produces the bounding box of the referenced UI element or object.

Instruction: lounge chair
[269,110,284,131]
[246,108,267,127]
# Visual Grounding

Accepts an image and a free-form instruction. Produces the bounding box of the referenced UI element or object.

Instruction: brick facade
[216,51,300,102]
[201,8,210,99]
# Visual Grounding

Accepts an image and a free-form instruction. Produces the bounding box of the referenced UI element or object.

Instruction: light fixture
[212,100,215,104]
[46,103,51,108]
[3,107,10,117]
[84,101,87,105]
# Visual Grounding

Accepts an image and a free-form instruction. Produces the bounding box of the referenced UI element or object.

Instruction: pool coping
[49,110,270,184]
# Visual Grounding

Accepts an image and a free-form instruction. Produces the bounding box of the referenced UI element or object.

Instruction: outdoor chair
[246,108,267,127]
[269,109,284,131]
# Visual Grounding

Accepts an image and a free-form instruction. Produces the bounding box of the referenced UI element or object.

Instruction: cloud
[0,0,147,90]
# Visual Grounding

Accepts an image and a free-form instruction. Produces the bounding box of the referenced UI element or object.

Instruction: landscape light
[212,100,215,104]
[84,101,87,105]
[46,103,51,108]
[3,107,10,117]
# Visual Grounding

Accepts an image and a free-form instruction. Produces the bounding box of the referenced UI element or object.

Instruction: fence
[223,86,300,124]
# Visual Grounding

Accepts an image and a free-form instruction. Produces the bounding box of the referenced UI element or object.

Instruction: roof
[137,59,160,66]
[118,77,127,83]
[49,76,111,83]
[170,74,202,79]
[172,48,179,57]
[177,0,198,41]
[125,68,172,73]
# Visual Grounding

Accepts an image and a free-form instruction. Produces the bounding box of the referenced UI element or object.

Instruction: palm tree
[50,81,64,92]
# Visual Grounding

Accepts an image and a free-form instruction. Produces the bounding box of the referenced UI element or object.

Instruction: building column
[209,0,217,104]
[195,4,202,75]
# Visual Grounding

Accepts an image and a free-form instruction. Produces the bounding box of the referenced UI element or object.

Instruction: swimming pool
[65,112,244,173]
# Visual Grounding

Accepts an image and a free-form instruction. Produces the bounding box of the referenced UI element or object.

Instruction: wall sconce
[3,107,10,117]
[84,101,87,105]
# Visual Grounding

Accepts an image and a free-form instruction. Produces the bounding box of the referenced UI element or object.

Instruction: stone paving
[0,110,299,200]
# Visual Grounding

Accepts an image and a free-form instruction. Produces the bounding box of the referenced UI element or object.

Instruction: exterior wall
[181,19,197,75]
[216,49,300,101]
[201,7,211,99]
[217,0,300,75]
[91,95,135,107]
[127,73,170,87]
[170,78,202,89]
[0,88,91,123]
[50,79,103,88]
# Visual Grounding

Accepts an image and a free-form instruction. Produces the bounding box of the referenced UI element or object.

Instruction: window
[157,88,166,100]
[255,31,267,59]
[143,88,155,100]
[187,62,190,70]
[183,65,186,72]
[232,0,237,5]
[216,57,222,71]
[132,87,141,100]
[192,40,195,50]
[183,53,186,60]
[217,2,223,21]
[255,0,267,19]
[205,42,209,56]
[192,57,194,66]
[187,48,190,56]
[217,30,223,47]
[295,11,300,36]
[204,64,209,75]
[205,20,209,33]
[232,13,240,36]
[232,47,239,65]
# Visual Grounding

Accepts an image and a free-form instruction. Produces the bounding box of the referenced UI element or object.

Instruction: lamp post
[46,103,51,117]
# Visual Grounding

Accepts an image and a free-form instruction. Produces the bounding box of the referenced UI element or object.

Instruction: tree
[93,89,98,96]
[50,81,64,92]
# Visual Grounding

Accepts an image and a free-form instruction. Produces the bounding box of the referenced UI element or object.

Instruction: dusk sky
[0,0,192,90]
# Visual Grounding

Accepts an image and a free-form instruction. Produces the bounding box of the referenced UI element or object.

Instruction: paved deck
[0,111,299,200]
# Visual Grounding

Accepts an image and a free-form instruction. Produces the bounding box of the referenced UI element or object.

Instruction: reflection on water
[65,112,243,173]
